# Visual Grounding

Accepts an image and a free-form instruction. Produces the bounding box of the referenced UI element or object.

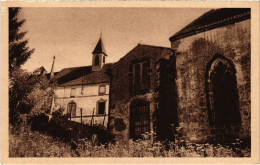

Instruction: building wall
[171,19,251,142]
[52,83,110,127]
[109,45,174,143]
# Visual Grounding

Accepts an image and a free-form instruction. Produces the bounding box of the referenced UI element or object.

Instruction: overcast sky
[19,8,212,73]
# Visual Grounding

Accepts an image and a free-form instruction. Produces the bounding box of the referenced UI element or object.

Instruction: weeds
[9,126,250,157]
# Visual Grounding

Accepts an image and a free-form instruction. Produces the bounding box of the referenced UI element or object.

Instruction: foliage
[9,67,52,125]
[51,107,69,120]
[9,126,250,157]
[9,7,34,73]
[29,114,115,146]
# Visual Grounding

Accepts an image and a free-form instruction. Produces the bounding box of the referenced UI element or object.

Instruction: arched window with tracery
[206,54,241,141]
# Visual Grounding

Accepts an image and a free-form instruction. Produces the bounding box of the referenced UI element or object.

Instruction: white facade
[52,83,110,127]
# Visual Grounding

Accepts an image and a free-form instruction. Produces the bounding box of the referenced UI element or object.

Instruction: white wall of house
[52,83,110,127]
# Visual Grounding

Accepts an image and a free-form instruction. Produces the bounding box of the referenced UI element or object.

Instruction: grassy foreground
[9,126,250,157]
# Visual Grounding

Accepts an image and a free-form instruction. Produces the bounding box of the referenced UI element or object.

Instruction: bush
[29,113,50,133]
[29,113,115,146]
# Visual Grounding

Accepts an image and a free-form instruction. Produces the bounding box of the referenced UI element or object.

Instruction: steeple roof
[92,37,107,56]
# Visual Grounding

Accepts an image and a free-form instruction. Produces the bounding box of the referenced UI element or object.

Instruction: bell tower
[92,37,107,71]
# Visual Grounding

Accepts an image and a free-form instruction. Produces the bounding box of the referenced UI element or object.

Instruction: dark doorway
[98,101,105,114]
[206,55,241,141]
[130,100,150,140]
[68,102,76,117]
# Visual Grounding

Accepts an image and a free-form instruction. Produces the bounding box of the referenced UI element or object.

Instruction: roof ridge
[138,43,171,50]
[170,8,250,42]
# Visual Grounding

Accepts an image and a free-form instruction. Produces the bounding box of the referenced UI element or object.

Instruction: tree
[9,7,34,73]
[9,8,37,125]
[9,67,53,125]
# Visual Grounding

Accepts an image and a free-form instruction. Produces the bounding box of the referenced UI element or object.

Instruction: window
[206,54,241,140]
[95,55,99,66]
[129,60,150,94]
[99,85,106,95]
[130,100,150,140]
[70,88,76,98]
[103,56,105,63]
[68,102,76,117]
[97,101,106,115]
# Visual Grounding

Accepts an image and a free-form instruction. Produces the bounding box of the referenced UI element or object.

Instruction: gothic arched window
[206,54,241,141]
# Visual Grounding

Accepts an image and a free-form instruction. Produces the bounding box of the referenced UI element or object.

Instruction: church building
[170,8,251,142]
[50,37,112,127]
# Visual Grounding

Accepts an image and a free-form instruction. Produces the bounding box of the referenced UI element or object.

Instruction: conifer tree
[9,8,36,125]
[9,7,34,73]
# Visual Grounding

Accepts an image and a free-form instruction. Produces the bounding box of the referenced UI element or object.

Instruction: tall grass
[9,126,250,157]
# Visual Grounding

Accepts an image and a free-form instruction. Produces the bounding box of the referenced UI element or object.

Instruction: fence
[69,108,108,128]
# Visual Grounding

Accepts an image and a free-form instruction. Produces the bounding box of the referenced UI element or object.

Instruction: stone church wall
[171,19,251,142]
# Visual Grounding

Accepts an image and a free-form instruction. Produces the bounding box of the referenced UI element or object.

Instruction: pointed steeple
[50,56,55,78]
[92,37,107,56]
[92,36,107,72]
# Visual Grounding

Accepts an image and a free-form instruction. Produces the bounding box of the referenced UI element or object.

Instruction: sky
[19,7,212,73]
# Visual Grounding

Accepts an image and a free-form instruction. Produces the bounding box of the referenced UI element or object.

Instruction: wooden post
[80,108,83,124]
[90,108,95,126]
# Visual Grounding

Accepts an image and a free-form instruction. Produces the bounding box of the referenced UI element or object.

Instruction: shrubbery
[29,113,115,146]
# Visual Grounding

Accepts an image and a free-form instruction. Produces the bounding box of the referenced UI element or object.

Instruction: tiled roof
[52,63,113,86]
[170,8,251,42]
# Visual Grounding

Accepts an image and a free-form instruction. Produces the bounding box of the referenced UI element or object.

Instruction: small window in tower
[70,88,76,98]
[99,85,106,95]
[95,55,99,66]
[103,56,105,63]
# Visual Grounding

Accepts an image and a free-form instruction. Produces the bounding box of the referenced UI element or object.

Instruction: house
[50,37,112,127]
[170,8,251,142]
[108,44,178,143]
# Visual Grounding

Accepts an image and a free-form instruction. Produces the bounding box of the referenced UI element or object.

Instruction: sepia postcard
[1,1,259,164]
